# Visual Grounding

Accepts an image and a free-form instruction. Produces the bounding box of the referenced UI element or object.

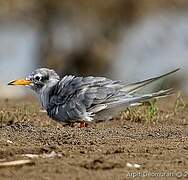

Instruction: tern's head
[8,68,60,93]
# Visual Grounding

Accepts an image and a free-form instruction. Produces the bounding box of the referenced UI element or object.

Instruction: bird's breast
[39,88,51,109]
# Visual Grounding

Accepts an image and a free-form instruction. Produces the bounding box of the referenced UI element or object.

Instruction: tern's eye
[34,75,41,81]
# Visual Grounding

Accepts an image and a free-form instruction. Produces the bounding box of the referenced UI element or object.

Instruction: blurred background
[0,0,187,98]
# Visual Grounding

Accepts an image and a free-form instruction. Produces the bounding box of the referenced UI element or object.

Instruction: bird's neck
[39,87,51,109]
[38,80,59,109]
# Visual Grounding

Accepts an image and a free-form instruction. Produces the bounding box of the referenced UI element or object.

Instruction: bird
[8,68,179,127]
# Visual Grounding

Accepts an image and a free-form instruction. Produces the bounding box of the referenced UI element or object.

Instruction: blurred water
[113,11,188,91]
[0,11,188,98]
[0,22,39,97]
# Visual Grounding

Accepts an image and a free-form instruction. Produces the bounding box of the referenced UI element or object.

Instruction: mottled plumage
[8,68,179,124]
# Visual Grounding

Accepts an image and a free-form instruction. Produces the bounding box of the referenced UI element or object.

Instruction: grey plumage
[8,68,179,123]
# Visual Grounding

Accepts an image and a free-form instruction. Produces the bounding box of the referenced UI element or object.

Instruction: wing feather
[47,69,179,122]
[121,68,179,94]
[48,76,118,121]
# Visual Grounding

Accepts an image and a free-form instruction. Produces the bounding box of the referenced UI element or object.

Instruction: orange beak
[8,79,32,86]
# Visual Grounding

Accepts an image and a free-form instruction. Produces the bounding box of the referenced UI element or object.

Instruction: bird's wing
[47,76,121,121]
[121,68,179,94]
[47,69,179,122]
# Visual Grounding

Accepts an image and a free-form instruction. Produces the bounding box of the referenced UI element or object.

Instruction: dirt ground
[0,94,187,180]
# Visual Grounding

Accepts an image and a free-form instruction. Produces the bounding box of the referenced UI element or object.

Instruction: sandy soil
[0,95,187,180]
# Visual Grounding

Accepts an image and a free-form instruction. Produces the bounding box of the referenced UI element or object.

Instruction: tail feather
[128,89,174,105]
[121,68,179,94]
[104,89,174,109]
[90,89,174,120]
